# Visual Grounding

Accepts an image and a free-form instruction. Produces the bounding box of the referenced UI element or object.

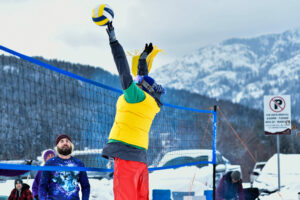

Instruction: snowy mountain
[153,30,300,122]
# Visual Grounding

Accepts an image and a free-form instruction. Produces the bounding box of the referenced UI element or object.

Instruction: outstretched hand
[140,43,153,59]
[106,22,117,43]
[143,43,153,55]
[106,22,114,33]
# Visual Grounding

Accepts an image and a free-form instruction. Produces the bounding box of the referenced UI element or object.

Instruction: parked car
[249,161,266,185]
[253,154,300,193]
[149,149,242,199]
[155,149,241,176]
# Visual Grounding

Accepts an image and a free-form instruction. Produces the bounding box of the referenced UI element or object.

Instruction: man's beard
[57,145,72,156]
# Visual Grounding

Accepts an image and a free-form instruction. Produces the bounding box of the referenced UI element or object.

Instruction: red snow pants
[113,158,149,200]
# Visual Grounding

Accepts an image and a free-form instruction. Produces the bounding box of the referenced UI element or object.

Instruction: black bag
[244,188,259,200]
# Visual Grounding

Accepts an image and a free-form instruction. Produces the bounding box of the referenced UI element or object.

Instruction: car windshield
[162,155,209,168]
[195,155,209,168]
[163,156,195,167]
[256,164,265,170]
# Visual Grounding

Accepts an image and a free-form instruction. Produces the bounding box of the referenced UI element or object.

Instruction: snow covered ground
[258,183,300,200]
[0,167,213,199]
[149,166,212,198]
[1,160,300,200]
[0,166,211,200]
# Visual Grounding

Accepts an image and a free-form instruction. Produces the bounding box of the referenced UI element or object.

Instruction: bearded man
[39,134,90,200]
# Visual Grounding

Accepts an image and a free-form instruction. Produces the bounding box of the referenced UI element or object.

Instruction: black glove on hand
[140,43,153,59]
[106,22,117,43]
[138,43,153,75]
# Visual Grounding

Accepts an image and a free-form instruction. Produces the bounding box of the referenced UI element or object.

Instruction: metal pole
[213,105,217,200]
[213,164,216,200]
[277,134,281,191]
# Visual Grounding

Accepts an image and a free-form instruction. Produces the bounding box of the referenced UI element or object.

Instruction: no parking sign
[264,95,291,135]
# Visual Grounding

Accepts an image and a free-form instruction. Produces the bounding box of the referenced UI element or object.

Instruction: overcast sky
[1,0,300,74]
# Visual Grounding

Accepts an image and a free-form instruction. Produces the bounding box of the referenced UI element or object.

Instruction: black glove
[138,43,153,76]
[34,195,39,200]
[140,43,153,59]
[106,22,117,43]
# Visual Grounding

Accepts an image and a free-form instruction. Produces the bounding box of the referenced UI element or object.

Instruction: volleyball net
[0,45,216,173]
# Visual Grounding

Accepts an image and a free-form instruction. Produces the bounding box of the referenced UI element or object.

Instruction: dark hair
[231,171,241,181]
[14,178,23,186]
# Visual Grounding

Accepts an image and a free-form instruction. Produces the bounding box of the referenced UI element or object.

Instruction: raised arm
[137,43,153,76]
[106,22,145,103]
[106,22,132,90]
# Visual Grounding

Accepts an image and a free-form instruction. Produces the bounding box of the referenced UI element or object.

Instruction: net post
[213,105,217,200]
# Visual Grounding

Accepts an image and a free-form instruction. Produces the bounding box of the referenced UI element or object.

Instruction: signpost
[264,95,291,191]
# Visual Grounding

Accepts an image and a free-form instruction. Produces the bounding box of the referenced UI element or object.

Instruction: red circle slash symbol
[269,96,286,113]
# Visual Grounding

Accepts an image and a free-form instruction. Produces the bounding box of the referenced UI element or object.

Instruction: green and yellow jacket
[102,41,161,163]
